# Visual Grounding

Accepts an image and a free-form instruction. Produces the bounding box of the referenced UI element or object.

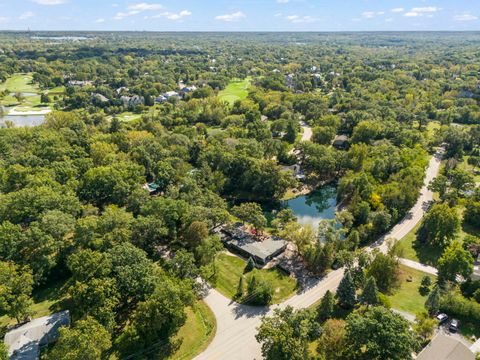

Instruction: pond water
[283,185,338,228]
[0,115,45,127]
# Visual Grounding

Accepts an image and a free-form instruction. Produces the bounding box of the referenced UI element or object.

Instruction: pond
[283,185,338,228]
[0,115,45,127]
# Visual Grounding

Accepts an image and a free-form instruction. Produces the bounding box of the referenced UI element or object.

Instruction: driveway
[195,148,444,360]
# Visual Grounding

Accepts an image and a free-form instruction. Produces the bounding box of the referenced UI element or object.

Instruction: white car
[436,313,448,324]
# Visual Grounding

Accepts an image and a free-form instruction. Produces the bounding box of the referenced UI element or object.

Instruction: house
[155,95,167,103]
[116,87,129,95]
[92,93,109,103]
[332,135,350,150]
[179,85,197,96]
[218,224,287,265]
[4,311,70,360]
[416,333,475,360]
[120,95,144,107]
[472,254,480,281]
[67,80,92,87]
[163,91,181,100]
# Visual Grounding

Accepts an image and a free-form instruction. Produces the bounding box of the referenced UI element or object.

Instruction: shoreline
[6,108,52,116]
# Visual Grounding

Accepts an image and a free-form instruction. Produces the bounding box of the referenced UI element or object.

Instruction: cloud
[150,10,191,20]
[31,0,67,4]
[128,3,163,11]
[285,15,316,23]
[95,18,105,23]
[362,11,375,19]
[454,13,478,22]
[215,11,246,22]
[19,11,35,20]
[405,6,441,17]
[391,8,404,13]
[0,17,9,23]
[114,11,140,20]
[277,0,289,3]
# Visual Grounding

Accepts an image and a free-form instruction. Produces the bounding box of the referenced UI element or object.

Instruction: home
[4,311,70,360]
[163,91,181,100]
[179,85,197,96]
[67,80,92,87]
[416,333,475,360]
[332,135,350,150]
[92,93,109,103]
[116,86,129,95]
[120,95,144,107]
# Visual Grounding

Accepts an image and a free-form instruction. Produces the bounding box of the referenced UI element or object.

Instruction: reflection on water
[283,186,337,228]
[0,115,45,127]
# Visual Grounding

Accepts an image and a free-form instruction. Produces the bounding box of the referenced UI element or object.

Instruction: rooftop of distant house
[416,332,475,360]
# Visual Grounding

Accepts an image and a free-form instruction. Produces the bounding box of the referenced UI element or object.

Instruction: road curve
[195,148,443,360]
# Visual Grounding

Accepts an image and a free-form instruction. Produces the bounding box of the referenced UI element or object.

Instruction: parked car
[436,313,448,324]
[449,319,459,333]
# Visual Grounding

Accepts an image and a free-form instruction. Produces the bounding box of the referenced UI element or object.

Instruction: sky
[0,0,479,31]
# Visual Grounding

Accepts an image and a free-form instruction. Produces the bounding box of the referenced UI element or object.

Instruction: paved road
[299,121,312,142]
[400,258,438,276]
[195,148,444,360]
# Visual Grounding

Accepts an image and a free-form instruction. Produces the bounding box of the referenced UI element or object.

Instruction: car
[449,319,459,333]
[436,313,448,324]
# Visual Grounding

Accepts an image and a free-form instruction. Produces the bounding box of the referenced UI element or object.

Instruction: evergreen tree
[336,271,357,309]
[425,286,441,315]
[236,276,244,299]
[245,257,255,273]
[317,290,335,321]
[361,276,380,306]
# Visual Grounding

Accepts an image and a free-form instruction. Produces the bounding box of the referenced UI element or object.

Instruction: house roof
[416,333,475,360]
[4,311,70,360]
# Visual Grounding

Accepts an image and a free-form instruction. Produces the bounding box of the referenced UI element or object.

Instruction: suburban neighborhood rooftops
[4,311,70,360]
[416,333,475,360]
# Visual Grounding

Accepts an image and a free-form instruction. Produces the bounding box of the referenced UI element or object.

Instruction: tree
[232,202,267,233]
[418,203,460,247]
[0,262,34,323]
[245,275,273,305]
[0,342,7,360]
[40,93,50,104]
[425,286,441,315]
[465,200,480,228]
[244,257,255,273]
[317,319,346,360]
[414,311,437,343]
[419,275,432,296]
[236,276,244,298]
[118,277,194,358]
[361,277,380,306]
[336,271,356,309]
[428,175,448,201]
[183,220,209,249]
[317,290,335,321]
[47,317,111,360]
[344,307,417,360]
[437,241,474,283]
[256,306,319,360]
[366,252,400,293]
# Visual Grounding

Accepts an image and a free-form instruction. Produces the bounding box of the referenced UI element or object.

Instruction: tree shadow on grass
[412,240,444,267]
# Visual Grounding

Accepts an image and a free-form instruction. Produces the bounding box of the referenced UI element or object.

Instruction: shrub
[440,291,480,325]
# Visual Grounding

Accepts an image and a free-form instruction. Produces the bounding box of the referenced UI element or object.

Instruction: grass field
[218,77,251,105]
[387,265,436,315]
[0,73,39,93]
[397,205,479,266]
[458,155,480,183]
[211,253,298,304]
[170,301,216,360]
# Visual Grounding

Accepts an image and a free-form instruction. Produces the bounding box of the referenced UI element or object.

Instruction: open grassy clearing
[218,77,251,105]
[169,301,216,360]
[0,73,39,94]
[210,252,298,304]
[387,264,435,315]
[397,205,479,266]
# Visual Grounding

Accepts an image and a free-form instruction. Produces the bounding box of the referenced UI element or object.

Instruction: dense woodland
[0,32,479,359]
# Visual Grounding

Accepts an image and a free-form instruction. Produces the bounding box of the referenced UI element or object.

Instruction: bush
[440,291,480,325]
[378,292,392,309]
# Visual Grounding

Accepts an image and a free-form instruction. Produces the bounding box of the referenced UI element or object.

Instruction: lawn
[211,253,298,304]
[387,265,436,315]
[0,279,67,327]
[169,301,216,360]
[0,73,39,94]
[458,155,480,183]
[112,112,143,122]
[396,205,479,267]
[218,77,251,105]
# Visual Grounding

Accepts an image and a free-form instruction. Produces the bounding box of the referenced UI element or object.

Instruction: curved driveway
[195,148,443,360]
